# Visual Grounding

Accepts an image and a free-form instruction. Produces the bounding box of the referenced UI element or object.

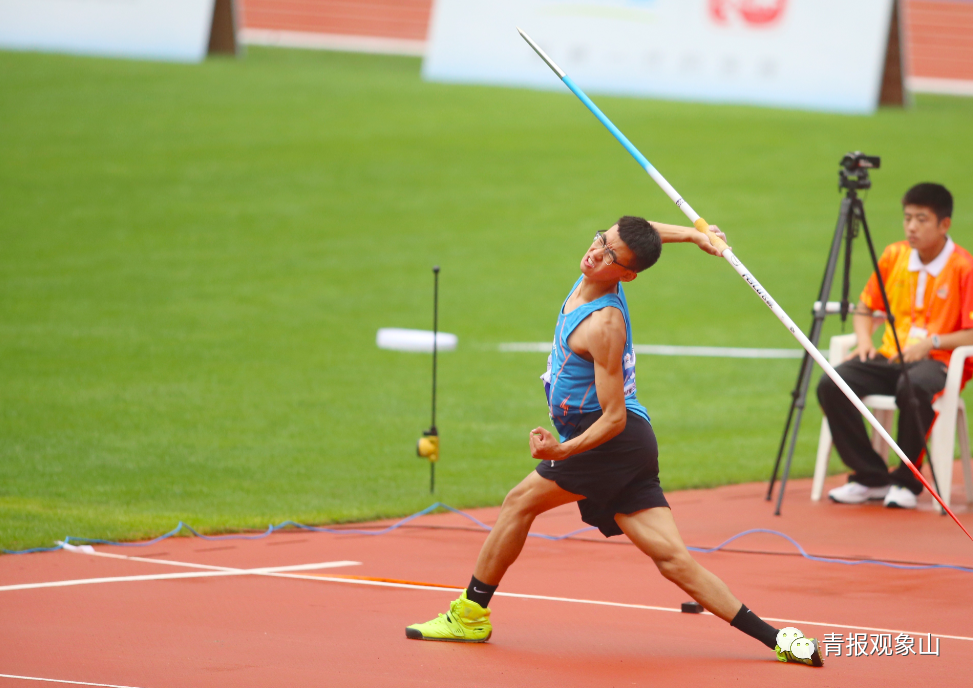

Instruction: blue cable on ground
[3,502,972,574]
[685,528,973,573]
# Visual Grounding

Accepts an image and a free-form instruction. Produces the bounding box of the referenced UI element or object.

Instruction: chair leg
[959,408,973,504]
[929,408,957,514]
[812,419,833,502]
[871,409,894,464]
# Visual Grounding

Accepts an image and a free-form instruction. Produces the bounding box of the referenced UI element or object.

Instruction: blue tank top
[544,276,650,441]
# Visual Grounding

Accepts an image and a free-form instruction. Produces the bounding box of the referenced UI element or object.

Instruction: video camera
[838,152,881,191]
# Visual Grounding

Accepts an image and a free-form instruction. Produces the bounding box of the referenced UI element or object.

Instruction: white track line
[23,550,973,644]
[0,674,145,688]
[906,76,973,97]
[240,28,426,57]
[0,561,359,592]
[306,574,973,643]
[632,344,803,359]
[498,342,804,358]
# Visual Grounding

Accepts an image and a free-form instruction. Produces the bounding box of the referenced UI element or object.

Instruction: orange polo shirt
[860,239,973,383]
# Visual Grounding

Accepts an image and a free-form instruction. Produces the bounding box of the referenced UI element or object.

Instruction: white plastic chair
[811,333,973,511]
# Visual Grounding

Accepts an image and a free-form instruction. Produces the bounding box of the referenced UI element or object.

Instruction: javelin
[517,28,972,542]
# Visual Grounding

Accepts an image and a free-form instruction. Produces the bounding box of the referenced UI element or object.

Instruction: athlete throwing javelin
[406,217,822,666]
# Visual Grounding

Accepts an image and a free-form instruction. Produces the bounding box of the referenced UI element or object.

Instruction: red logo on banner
[709,0,787,26]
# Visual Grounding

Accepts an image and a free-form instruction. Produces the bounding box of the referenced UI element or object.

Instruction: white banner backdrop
[0,0,216,63]
[423,0,896,114]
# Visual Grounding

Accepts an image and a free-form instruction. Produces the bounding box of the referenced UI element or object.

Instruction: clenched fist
[529,426,567,461]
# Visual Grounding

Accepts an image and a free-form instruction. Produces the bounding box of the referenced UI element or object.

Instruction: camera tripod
[766,153,943,514]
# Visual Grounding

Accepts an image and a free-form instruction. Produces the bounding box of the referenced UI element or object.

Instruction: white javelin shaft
[517,28,972,540]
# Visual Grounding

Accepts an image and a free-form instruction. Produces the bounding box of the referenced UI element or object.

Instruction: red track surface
[2,469,972,687]
[906,0,973,81]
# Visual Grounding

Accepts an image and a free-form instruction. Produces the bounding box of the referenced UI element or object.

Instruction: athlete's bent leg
[405,471,581,643]
[473,471,583,585]
[615,507,822,665]
[615,506,741,620]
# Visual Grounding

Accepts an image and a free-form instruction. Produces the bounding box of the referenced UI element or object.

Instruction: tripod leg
[857,202,943,499]
[766,399,798,500]
[775,414,805,515]
[768,196,853,506]
[775,353,816,514]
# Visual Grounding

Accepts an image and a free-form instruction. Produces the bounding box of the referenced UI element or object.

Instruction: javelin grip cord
[517,28,971,542]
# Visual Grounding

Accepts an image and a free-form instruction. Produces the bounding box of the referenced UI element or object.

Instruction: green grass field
[2,46,972,551]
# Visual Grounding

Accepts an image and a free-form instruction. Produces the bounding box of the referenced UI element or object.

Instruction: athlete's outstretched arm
[651,221,728,257]
[530,308,628,460]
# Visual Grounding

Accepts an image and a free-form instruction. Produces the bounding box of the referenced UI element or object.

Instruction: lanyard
[907,269,937,329]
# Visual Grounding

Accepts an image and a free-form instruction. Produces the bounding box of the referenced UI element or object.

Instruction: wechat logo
[777,627,815,660]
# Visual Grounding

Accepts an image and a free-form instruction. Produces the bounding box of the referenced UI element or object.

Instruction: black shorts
[535,410,669,538]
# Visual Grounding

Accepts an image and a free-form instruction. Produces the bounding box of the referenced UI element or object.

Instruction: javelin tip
[516,27,566,79]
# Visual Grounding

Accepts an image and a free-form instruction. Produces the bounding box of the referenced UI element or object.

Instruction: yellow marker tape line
[308,573,463,589]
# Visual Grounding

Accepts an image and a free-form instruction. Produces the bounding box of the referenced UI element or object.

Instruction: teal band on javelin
[561,75,654,173]
[516,27,699,222]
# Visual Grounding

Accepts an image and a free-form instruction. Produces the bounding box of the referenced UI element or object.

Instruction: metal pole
[431,266,439,494]
[432,266,439,432]
[518,28,972,541]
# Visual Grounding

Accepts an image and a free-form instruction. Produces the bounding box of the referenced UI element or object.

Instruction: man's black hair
[616,216,662,272]
[902,183,953,220]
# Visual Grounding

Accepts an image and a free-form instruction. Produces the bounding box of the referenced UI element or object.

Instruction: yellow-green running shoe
[775,627,824,667]
[405,591,492,642]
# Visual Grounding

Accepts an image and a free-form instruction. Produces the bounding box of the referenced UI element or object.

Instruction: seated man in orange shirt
[818,183,973,509]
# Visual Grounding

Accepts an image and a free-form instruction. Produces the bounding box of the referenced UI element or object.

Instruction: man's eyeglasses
[594,230,636,271]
